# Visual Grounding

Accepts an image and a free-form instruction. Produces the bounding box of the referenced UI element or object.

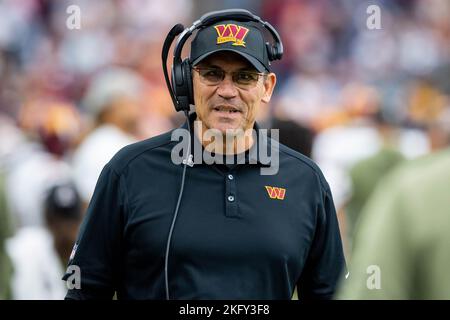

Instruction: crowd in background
[0,0,449,299]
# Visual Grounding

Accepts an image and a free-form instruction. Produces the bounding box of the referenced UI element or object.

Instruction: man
[63,11,345,300]
[7,183,83,299]
[71,67,144,203]
[337,147,450,299]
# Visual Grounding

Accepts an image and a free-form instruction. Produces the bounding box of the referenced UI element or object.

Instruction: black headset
[161,9,284,113]
[161,9,283,300]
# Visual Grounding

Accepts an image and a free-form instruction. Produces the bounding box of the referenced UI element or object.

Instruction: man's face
[193,52,276,135]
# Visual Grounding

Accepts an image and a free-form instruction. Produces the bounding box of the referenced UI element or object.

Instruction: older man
[63,9,345,300]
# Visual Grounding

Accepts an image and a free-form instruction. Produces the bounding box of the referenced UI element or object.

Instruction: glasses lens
[197,68,224,84]
[234,71,260,86]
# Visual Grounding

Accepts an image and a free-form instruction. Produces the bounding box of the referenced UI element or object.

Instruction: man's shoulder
[276,141,330,192]
[387,148,450,196]
[107,129,176,173]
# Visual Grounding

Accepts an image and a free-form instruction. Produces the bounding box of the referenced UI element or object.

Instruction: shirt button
[228,174,234,180]
[227,195,235,202]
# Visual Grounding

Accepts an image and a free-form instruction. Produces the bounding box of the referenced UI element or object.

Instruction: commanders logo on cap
[214,24,249,47]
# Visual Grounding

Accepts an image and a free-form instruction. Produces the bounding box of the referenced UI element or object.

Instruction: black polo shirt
[63,113,345,300]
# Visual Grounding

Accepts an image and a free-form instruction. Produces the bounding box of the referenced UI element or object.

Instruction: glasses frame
[192,66,267,89]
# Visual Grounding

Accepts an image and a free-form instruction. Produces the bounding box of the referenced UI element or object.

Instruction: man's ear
[262,73,277,104]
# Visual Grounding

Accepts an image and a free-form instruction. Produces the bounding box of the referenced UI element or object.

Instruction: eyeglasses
[192,67,267,89]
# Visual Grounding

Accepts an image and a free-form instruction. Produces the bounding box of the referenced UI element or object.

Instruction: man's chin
[213,125,245,137]
[199,119,238,134]
[196,117,251,137]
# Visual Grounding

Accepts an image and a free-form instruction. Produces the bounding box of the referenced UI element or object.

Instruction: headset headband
[162,9,283,112]
[174,9,283,63]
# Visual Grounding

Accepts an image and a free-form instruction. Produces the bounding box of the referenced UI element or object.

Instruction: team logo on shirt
[214,24,249,47]
[265,186,286,200]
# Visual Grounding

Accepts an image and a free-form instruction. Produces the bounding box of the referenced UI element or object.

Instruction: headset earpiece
[273,42,283,60]
[171,59,193,112]
[265,42,283,62]
[265,42,276,61]
[183,59,194,106]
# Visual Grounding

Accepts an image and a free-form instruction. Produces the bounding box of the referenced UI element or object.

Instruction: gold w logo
[265,186,286,200]
[214,24,249,47]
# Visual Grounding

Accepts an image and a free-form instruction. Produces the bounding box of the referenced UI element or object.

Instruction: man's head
[82,67,145,136]
[190,20,277,135]
[44,183,83,263]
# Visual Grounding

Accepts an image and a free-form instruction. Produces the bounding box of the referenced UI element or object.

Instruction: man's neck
[194,121,255,155]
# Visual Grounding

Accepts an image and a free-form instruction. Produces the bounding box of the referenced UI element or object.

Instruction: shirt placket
[224,170,239,218]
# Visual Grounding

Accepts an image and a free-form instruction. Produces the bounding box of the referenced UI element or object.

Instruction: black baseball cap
[45,183,82,221]
[190,20,270,72]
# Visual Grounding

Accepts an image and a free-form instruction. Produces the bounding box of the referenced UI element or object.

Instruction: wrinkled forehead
[194,51,256,71]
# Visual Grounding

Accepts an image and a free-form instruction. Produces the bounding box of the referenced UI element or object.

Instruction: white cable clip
[182,154,194,167]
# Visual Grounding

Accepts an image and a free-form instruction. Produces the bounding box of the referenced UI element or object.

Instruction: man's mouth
[212,106,241,113]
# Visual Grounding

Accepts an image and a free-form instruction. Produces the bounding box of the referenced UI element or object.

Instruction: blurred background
[0,0,449,299]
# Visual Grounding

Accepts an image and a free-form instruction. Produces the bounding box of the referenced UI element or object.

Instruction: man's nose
[216,75,238,99]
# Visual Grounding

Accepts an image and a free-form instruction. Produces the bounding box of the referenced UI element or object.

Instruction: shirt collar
[179,112,272,167]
